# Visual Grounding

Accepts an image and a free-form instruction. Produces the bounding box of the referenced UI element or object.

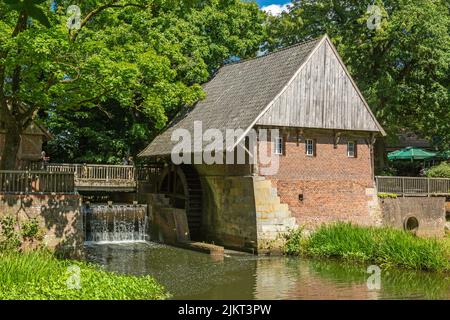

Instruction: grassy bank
[0,250,168,300]
[284,223,449,272]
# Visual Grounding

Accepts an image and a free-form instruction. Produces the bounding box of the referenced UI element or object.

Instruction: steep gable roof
[257,37,385,134]
[139,35,384,158]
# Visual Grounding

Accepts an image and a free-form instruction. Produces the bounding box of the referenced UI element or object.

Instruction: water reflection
[85,242,450,300]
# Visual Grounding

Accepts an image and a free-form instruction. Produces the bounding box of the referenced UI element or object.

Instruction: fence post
[427,178,430,197]
[401,177,404,196]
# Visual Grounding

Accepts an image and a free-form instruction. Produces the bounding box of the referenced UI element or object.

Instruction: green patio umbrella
[387,147,437,161]
[436,150,450,160]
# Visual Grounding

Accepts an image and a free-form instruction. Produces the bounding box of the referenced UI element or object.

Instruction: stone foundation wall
[254,177,297,253]
[196,165,258,252]
[380,197,446,237]
[139,193,190,244]
[0,194,83,257]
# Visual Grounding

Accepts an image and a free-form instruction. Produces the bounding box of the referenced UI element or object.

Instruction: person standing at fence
[127,156,134,179]
[40,151,50,170]
[127,156,134,166]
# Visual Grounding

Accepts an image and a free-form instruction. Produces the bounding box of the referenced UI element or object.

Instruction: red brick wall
[257,129,376,229]
[0,194,83,257]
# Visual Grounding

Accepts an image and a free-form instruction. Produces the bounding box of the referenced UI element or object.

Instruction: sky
[256,0,292,16]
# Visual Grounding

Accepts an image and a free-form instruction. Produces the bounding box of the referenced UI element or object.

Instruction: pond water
[85,242,450,300]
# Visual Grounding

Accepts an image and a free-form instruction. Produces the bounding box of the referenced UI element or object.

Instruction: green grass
[284,223,450,272]
[0,250,169,300]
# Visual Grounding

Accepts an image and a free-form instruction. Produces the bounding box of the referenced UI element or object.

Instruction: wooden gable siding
[0,133,44,161]
[256,39,380,132]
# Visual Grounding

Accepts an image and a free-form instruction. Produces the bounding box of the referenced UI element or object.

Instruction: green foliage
[0,0,266,166]
[283,227,306,256]
[0,215,44,251]
[266,0,450,149]
[377,193,398,199]
[0,216,21,251]
[0,250,168,300]
[376,166,397,176]
[425,162,450,178]
[284,222,449,271]
[3,0,51,27]
[21,218,43,241]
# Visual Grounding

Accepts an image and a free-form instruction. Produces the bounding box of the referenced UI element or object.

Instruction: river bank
[0,250,168,300]
[284,223,450,272]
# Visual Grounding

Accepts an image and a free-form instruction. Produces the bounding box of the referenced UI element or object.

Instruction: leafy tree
[44,99,156,163]
[0,0,265,168]
[266,0,450,150]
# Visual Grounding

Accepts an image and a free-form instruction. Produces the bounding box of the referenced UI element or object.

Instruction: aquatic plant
[0,250,168,300]
[284,223,449,272]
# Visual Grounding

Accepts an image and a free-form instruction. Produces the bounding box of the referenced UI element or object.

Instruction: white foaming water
[83,204,148,242]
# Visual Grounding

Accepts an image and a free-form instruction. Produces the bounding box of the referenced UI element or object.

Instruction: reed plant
[284,222,449,272]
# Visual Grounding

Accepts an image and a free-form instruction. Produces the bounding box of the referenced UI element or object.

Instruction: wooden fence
[376,176,450,196]
[39,164,134,181]
[1,162,165,194]
[0,170,75,194]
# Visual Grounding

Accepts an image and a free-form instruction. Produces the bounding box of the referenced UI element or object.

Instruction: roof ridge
[223,35,325,67]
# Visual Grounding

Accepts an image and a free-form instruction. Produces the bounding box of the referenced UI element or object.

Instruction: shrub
[426,162,450,178]
[0,215,44,252]
[0,216,21,251]
[283,227,306,256]
[21,218,43,241]
[284,222,449,272]
[376,166,397,176]
[0,250,169,300]
[378,193,398,199]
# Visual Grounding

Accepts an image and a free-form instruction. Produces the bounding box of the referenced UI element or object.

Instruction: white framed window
[305,139,314,156]
[274,137,283,155]
[347,141,356,158]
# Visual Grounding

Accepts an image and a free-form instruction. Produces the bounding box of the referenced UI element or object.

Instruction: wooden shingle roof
[139,35,384,158]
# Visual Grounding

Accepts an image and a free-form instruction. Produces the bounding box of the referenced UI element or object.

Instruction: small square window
[305,139,314,156]
[347,141,357,158]
[274,137,283,155]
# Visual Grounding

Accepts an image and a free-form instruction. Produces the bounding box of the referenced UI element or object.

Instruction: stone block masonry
[380,197,446,237]
[0,194,83,257]
[254,177,297,253]
[200,174,258,252]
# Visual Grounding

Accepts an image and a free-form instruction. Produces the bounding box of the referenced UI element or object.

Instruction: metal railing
[0,170,75,194]
[376,176,450,196]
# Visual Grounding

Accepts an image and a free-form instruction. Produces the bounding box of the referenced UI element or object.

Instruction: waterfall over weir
[83,204,148,243]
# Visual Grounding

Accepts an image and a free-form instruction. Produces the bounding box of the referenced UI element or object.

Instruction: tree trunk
[0,123,21,170]
[374,138,387,174]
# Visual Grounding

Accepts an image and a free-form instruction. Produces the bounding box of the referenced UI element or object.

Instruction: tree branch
[17,102,40,129]
[70,1,147,42]
[12,10,28,37]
